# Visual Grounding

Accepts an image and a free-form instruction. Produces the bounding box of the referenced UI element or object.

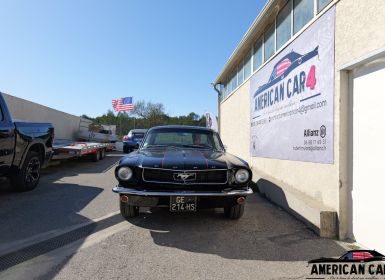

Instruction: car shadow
[130,194,346,261]
[0,152,124,251]
[0,152,122,195]
[0,182,104,247]
[0,152,127,279]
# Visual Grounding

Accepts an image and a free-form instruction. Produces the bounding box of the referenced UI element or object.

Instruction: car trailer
[52,140,115,162]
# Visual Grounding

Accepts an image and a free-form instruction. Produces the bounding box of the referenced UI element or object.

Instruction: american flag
[112,97,134,112]
[275,58,292,77]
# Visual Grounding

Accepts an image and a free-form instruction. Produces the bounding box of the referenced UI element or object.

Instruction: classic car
[113,125,253,219]
[253,46,319,98]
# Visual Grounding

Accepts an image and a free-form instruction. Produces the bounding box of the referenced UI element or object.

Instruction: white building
[214,0,385,252]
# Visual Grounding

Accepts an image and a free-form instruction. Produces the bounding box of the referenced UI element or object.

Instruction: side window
[244,50,252,79]
[276,0,292,50]
[264,25,275,61]
[293,0,314,34]
[318,0,332,13]
[253,39,263,71]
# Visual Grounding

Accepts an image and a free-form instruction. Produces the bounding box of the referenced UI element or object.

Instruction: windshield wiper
[181,144,212,149]
[142,145,179,149]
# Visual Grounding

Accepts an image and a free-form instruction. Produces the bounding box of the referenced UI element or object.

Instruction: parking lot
[0,152,346,280]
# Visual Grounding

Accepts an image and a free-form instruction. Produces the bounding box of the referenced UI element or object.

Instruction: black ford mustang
[113,125,253,219]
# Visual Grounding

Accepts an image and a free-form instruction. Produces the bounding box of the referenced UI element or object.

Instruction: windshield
[142,128,224,151]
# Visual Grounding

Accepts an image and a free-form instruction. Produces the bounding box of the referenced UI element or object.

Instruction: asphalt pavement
[0,152,347,280]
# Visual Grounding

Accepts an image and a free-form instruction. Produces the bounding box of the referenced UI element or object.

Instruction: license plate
[170,196,197,212]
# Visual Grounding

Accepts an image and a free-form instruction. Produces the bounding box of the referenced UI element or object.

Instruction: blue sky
[0,0,265,118]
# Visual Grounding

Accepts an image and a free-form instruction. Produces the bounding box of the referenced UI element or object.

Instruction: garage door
[352,61,385,253]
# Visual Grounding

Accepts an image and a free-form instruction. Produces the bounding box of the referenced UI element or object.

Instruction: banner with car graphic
[250,7,335,163]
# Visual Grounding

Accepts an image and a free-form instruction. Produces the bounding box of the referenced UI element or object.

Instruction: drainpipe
[211,83,222,135]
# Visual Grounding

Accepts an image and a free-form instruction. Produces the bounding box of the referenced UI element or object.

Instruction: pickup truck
[0,92,54,191]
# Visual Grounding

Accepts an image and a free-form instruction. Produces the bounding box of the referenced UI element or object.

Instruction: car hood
[120,148,249,170]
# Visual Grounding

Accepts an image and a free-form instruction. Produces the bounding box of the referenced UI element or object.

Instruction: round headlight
[235,169,250,184]
[117,167,133,181]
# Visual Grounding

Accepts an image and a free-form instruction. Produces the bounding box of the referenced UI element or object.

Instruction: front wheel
[224,204,244,219]
[11,151,42,192]
[120,200,139,219]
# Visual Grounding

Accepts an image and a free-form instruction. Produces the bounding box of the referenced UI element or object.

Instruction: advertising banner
[250,7,335,163]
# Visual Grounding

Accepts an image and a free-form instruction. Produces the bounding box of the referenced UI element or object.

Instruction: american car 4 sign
[250,7,335,164]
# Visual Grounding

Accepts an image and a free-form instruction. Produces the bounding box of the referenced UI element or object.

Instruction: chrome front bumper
[112,186,253,197]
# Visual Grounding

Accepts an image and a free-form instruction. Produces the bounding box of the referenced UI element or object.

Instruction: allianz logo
[304,125,326,138]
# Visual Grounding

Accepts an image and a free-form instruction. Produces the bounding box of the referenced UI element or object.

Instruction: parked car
[0,92,54,191]
[113,125,253,219]
[122,129,147,153]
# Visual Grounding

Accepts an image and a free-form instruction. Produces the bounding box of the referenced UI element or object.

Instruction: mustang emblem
[173,172,196,181]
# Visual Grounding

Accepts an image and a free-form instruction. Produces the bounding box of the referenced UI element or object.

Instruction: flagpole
[120,112,122,137]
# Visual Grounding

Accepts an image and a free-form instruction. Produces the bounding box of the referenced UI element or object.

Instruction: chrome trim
[141,168,228,185]
[141,167,228,172]
[113,186,253,196]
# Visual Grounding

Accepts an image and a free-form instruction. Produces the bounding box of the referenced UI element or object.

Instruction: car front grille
[142,168,228,185]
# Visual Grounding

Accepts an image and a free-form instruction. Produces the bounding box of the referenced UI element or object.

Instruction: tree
[80,114,95,121]
[132,100,165,119]
[131,101,147,118]
[91,100,208,138]
[187,112,199,121]
[131,100,166,127]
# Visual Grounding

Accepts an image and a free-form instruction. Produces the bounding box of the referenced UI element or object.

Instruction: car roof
[128,129,148,133]
[148,125,214,132]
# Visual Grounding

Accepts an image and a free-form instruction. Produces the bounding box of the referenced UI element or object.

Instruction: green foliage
[93,101,206,137]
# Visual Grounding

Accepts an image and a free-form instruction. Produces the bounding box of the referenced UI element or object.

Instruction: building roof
[129,129,148,133]
[213,0,284,85]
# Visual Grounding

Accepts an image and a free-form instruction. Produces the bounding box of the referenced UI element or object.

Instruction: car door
[0,97,15,175]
